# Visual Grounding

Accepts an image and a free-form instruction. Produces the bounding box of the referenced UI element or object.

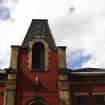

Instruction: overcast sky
[0,0,105,69]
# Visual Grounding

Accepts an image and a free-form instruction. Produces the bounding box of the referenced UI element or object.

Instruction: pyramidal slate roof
[21,19,56,49]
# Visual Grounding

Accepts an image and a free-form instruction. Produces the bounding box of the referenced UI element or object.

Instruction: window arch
[32,42,45,70]
[27,96,49,105]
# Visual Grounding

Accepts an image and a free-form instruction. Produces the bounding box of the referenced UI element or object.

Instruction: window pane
[94,95,104,104]
[74,95,88,105]
[32,42,45,70]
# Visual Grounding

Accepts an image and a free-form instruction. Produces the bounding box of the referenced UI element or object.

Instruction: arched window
[30,103,43,105]
[32,42,45,70]
[27,96,49,105]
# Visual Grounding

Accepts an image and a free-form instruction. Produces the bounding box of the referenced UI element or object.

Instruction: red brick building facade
[0,19,105,105]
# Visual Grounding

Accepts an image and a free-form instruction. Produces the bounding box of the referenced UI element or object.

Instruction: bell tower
[21,19,56,71]
[14,19,60,105]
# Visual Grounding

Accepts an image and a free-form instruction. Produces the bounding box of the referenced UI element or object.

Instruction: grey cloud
[0,6,10,20]
[0,0,17,21]
[0,0,105,69]
[49,0,105,69]
[0,0,11,21]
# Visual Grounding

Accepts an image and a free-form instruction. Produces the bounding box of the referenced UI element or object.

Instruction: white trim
[74,92,89,96]
[92,92,105,95]
[3,91,7,105]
